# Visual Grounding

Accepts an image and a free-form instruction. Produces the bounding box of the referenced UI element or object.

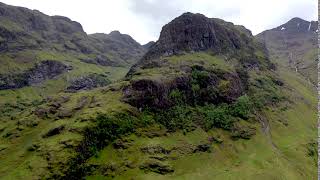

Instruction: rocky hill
[257,17,318,85]
[0,7,317,180]
[128,12,271,77]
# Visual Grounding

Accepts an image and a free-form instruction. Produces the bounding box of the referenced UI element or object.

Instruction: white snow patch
[281,27,286,31]
[297,23,300,27]
[308,23,311,31]
[316,29,319,33]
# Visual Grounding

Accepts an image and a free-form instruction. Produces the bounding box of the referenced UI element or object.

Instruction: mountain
[142,41,155,49]
[89,31,146,65]
[257,17,318,85]
[0,2,146,102]
[0,6,317,180]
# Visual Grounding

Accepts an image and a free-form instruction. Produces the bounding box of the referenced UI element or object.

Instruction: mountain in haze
[257,17,318,85]
[0,4,317,180]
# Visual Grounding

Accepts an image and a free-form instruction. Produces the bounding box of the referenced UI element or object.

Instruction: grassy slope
[85,54,317,180]
[0,50,129,104]
[0,52,316,179]
[0,49,130,179]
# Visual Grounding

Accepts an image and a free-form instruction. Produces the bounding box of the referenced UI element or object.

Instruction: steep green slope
[85,54,316,180]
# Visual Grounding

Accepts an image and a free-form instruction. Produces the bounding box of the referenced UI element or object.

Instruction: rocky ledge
[0,60,71,90]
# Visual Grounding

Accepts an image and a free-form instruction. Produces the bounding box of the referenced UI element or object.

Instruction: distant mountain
[89,31,145,65]
[257,17,318,85]
[142,41,155,49]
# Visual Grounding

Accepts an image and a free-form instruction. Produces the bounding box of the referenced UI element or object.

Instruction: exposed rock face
[256,18,318,85]
[142,12,256,60]
[28,60,71,84]
[123,67,245,110]
[127,12,271,77]
[65,74,111,92]
[0,60,70,90]
[139,160,174,174]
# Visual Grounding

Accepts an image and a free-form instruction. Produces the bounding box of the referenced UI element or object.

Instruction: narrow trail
[256,113,280,152]
[256,112,306,177]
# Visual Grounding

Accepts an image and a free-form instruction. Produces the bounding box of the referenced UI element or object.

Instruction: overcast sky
[1,0,317,44]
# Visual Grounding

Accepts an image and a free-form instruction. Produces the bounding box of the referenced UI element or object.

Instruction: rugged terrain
[0,4,317,180]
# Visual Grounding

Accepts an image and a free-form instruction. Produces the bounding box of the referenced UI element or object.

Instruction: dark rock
[140,145,171,155]
[34,107,49,118]
[42,125,65,138]
[149,156,168,161]
[139,160,174,174]
[208,136,223,144]
[112,139,132,149]
[193,143,211,153]
[57,108,73,119]
[66,74,111,92]
[0,60,70,90]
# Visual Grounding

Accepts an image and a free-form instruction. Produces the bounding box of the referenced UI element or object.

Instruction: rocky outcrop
[142,13,257,60]
[0,60,70,90]
[65,73,111,92]
[123,66,245,110]
[139,160,174,174]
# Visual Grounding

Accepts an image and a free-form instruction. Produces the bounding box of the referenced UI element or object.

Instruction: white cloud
[0,0,317,44]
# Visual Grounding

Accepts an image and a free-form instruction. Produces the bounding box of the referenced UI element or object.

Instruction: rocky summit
[128,12,271,77]
[143,12,255,60]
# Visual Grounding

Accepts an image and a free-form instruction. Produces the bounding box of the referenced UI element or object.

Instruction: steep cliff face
[142,13,258,59]
[257,17,318,84]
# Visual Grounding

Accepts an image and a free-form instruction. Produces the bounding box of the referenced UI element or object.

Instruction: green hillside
[0,5,317,180]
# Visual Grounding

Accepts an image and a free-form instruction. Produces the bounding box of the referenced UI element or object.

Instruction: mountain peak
[142,12,257,60]
[275,17,317,33]
[109,30,121,35]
